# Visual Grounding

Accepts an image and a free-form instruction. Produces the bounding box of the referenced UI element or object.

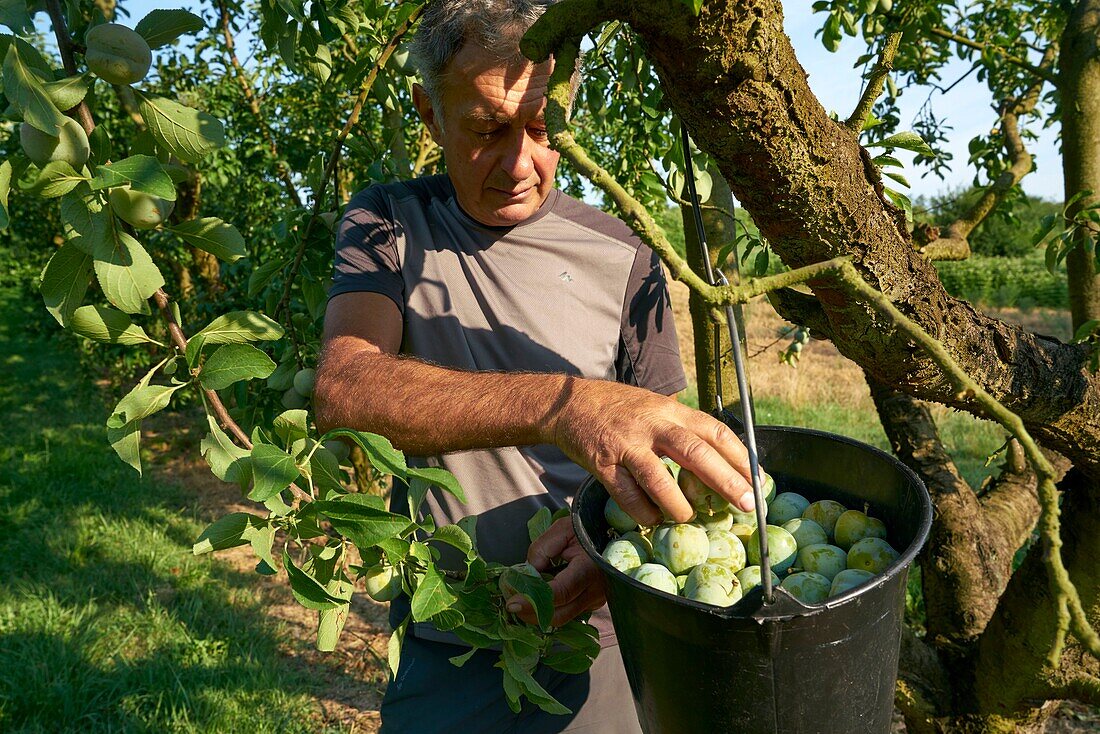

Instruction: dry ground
[146,279,1089,733]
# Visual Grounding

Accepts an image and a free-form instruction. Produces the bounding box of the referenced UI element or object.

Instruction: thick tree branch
[897,625,952,732]
[845,32,902,133]
[929,26,1060,87]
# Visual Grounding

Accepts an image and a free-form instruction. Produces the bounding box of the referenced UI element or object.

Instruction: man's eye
[530,127,548,139]
[473,128,499,139]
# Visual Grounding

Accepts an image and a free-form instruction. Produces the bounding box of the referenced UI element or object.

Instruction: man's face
[413,43,560,227]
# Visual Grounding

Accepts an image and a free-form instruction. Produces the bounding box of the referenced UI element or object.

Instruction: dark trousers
[379,634,644,733]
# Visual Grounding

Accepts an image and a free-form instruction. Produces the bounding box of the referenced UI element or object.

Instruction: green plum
[631,563,678,595]
[684,562,736,595]
[697,510,733,532]
[729,497,766,528]
[604,497,638,534]
[678,469,731,516]
[829,568,875,597]
[705,528,747,572]
[652,523,710,574]
[109,185,174,229]
[293,367,316,397]
[662,457,681,482]
[20,118,90,167]
[603,539,645,574]
[768,492,810,526]
[619,530,652,559]
[735,565,781,594]
[685,578,743,606]
[782,517,829,549]
[781,571,831,604]
[730,522,754,548]
[85,23,153,85]
[797,543,848,581]
[746,524,799,574]
[761,472,777,504]
[322,439,351,464]
[847,538,900,574]
[281,387,308,410]
[833,510,888,550]
[362,564,402,601]
[675,574,688,591]
[802,499,848,539]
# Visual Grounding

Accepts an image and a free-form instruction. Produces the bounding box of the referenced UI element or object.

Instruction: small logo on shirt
[559,271,573,283]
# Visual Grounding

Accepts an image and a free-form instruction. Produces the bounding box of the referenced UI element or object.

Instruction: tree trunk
[1060,0,1100,330]
[681,162,738,412]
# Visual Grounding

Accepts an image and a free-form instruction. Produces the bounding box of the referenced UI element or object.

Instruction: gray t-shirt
[331,174,686,643]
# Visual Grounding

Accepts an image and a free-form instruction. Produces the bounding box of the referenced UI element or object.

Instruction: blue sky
[67,1,1065,204]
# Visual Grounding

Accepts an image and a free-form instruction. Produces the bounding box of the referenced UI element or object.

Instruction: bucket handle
[680,121,775,602]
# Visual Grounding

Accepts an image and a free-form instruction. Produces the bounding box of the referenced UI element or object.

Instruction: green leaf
[40,241,93,325]
[883,170,910,189]
[313,499,413,548]
[410,565,458,621]
[168,217,246,262]
[247,257,286,297]
[324,428,408,479]
[60,184,110,244]
[0,0,34,33]
[3,43,65,134]
[69,304,162,345]
[501,565,554,631]
[249,442,300,501]
[871,153,903,169]
[317,600,351,652]
[193,512,269,554]
[0,159,11,230]
[405,466,465,503]
[135,9,205,48]
[107,382,182,429]
[90,155,176,200]
[1031,213,1058,247]
[527,507,553,543]
[866,131,935,156]
[449,647,479,668]
[91,227,165,315]
[272,409,310,444]
[284,549,347,610]
[187,311,284,364]
[200,415,251,484]
[199,343,276,390]
[137,91,225,163]
[502,641,572,715]
[1073,319,1100,343]
[303,43,332,83]
[388,614,409,679]
[25,161,85,198]
[43,73,92,110]
[429,524,474,557]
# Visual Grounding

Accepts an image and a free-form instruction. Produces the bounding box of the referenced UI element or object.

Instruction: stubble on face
[429,44,561,227]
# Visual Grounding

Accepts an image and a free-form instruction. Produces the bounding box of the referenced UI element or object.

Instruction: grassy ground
[0,288,339,733]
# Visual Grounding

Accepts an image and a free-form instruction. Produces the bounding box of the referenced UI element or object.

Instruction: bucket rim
[571,424,933,621]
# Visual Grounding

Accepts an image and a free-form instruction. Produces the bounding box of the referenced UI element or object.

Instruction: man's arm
[314,291,757,526]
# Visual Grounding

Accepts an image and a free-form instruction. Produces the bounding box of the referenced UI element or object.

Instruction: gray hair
[409,0,581,125]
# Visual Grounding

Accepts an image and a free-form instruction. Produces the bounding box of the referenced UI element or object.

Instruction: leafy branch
[844,31,901,133]
[928,26,1060,88]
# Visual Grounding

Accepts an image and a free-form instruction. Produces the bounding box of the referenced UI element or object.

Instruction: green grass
[0,288,337,733]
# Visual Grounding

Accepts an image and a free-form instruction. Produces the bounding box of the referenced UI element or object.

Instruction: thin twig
[929,27,1059,87]
[43,0,94,134]
[845,32,902,133]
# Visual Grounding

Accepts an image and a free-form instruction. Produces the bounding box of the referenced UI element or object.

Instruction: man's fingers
[622,451,694,523]
[547,556,595,608]
[549,589,606,628]
[658,425,755,512]
[601,465,663,526]
[526,517,574,572]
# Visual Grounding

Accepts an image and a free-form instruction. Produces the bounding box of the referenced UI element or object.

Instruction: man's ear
[412,83,444,144]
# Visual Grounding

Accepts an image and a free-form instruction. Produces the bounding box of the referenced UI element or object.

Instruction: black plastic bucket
[572,425,933,734]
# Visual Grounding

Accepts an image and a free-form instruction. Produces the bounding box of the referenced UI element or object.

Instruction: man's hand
[549,377,756,527]
[508,517,606,627]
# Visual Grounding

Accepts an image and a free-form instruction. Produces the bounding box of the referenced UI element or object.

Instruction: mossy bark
[681,163,737,413]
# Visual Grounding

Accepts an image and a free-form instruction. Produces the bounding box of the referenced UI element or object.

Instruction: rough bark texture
[682,163,737,413]
[1060,0,1100,329]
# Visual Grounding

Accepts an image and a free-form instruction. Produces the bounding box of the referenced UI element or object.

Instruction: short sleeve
[329,186,405,312]
[615,245,688,395]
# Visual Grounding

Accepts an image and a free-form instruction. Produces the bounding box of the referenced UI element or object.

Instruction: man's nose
[499,129,535,182]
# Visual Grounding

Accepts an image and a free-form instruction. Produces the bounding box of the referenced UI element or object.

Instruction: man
[315,1,756,731]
